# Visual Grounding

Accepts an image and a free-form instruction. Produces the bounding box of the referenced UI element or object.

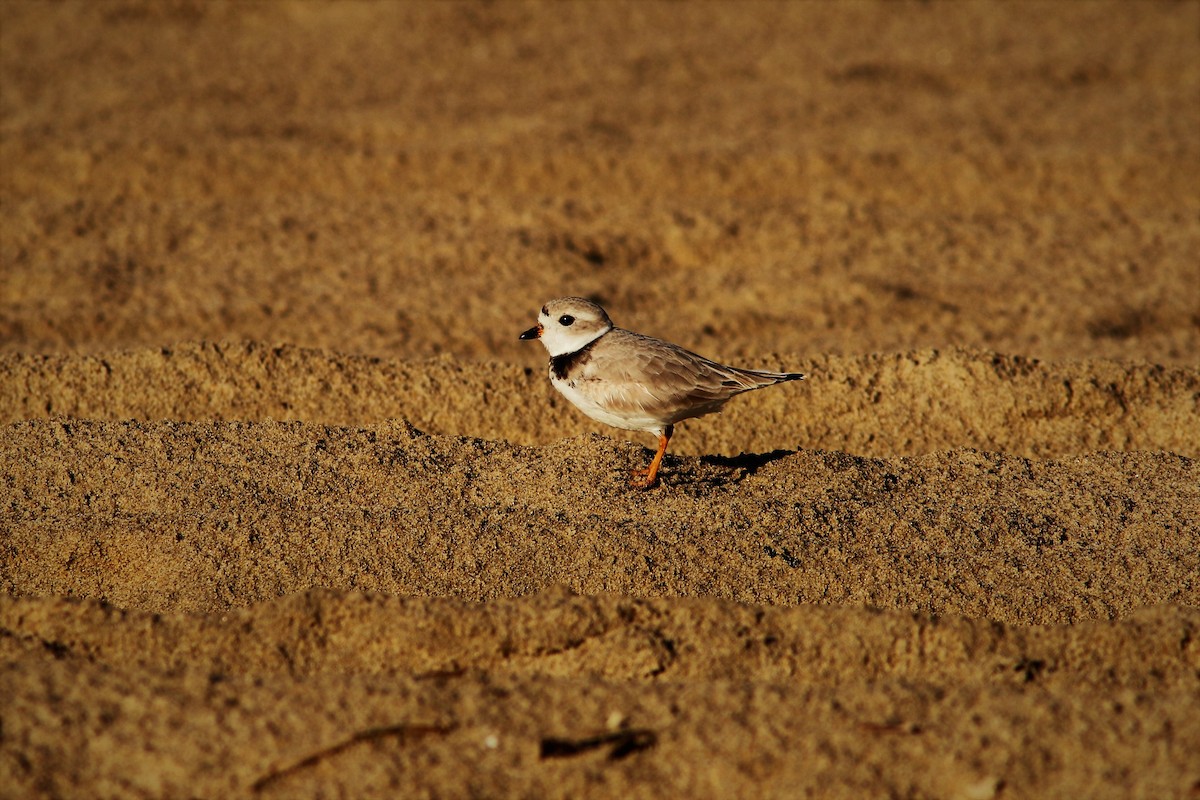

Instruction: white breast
[549,371,665,433]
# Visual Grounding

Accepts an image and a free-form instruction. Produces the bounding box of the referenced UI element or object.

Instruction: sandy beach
[2,2,1198,797]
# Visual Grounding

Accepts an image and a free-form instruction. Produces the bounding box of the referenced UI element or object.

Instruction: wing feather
[577,328,797,424]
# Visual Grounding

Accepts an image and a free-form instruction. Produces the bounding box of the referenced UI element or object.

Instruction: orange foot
[628,468,657,489]
[628,427,672,489]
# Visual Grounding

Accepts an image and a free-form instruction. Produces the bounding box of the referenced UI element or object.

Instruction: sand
[2,2,1198,797]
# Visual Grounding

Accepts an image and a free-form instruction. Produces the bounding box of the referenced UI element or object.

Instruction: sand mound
[3,416,1197,622]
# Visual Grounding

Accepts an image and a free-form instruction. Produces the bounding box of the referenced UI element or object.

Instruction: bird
[519,297,804,488]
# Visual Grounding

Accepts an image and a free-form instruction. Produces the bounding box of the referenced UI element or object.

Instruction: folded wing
[580,329,803,425]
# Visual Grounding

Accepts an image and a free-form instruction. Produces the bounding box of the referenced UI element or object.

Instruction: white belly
[550,374,665,434]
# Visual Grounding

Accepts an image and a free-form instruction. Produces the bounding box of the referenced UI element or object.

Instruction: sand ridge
[3,342,1197,458]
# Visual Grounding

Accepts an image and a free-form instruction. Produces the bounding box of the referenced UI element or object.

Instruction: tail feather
[742,365,805,382]
[719,365,806,392]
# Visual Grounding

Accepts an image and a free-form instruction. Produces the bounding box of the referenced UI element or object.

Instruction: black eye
[558,314,575,326]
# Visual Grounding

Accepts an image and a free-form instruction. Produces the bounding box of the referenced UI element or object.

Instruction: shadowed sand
[3,591,1197,798]
[3,1,1199,797]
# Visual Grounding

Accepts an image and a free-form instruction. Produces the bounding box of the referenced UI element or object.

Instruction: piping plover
[520,297,804,488]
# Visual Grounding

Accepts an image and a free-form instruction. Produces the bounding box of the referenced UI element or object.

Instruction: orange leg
[630,426,673,489]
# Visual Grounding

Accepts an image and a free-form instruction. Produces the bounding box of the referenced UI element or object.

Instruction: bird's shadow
[686,448,798,487]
